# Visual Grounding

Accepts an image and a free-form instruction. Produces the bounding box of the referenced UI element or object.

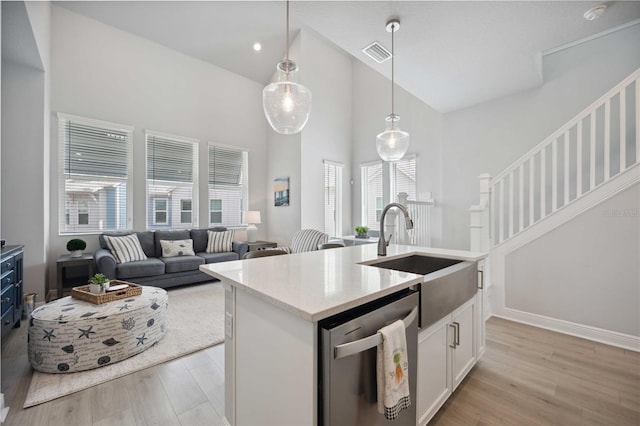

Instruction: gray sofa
[94,227,248,289]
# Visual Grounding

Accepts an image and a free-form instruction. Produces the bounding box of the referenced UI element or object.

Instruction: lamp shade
[376,114,410,162]
[243,211,261,224]
[263,61,312,135]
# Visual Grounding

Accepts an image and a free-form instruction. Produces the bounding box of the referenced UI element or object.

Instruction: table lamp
[243,211,261,243]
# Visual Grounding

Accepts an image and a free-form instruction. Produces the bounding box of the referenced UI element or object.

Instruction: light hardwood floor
[2,317,639,425]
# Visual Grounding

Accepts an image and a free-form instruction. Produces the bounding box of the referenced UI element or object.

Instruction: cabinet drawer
[1,270,15,290]
[1,256,15,274]
[1,305,15,336]
[1,285,14,316]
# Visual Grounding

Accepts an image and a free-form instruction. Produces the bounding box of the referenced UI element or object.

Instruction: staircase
[470,68,640,350]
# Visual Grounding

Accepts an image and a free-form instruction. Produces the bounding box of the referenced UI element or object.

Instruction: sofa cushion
[154,230,191,258]
[161,255,205,273]
[197,251,239,264]
[100,231,155,258]
[160,239,195,257]
[104,234,148,264]
[207,230,235,253]
[116,258,165,279]
[191,227,227,253]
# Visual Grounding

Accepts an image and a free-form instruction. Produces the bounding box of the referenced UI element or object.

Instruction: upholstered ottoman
[28,286,168,373]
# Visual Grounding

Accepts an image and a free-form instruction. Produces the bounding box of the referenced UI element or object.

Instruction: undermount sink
[363,254,478,328]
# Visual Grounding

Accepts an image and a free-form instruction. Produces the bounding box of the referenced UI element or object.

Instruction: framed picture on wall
[274,177,290,207]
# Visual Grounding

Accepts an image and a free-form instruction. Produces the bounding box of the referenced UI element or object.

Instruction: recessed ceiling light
[253,42,262,52]
[584,5,607,21]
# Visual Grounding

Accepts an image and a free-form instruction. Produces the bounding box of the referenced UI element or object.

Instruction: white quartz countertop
[200,244,486,322]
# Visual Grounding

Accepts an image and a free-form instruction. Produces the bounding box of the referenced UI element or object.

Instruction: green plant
[66,238,87,252]
[88,273,110,285]
[354,225,369,235]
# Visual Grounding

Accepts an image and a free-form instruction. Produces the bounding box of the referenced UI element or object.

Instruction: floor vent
[361,41,391,64]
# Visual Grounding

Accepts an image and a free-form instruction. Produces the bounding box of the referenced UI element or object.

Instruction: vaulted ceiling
[58,1,640,112]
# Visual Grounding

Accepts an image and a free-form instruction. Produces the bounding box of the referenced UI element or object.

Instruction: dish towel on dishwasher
[377,319,411,420]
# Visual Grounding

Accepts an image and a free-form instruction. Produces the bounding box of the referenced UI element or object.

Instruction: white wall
[442,24,640,250]
[299,30,352,236]
[266,33,302,246]
[266,30,354,244]
[1,1,51,296]
[505,183,639,337]
[351,60,444,245]
[48,6,268,295]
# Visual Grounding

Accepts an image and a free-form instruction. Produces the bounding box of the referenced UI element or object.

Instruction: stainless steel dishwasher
[319,289,418,425]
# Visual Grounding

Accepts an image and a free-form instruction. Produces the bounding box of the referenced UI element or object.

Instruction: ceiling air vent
[361,41,391,64]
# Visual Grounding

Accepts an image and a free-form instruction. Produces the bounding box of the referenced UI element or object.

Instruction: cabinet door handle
[478,270,484,289]
[453,321,460,346]
[4,320,10,325]
[3,297,11,303]
[449,323,457,349]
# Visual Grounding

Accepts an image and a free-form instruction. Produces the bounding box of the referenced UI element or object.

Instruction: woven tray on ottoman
[28,286,168,373]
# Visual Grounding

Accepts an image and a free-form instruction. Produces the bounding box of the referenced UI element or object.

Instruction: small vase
[89,283,101,294]
[70,250,82,258]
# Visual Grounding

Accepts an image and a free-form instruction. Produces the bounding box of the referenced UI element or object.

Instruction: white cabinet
[475,261,487,358]
[416,296,477,425]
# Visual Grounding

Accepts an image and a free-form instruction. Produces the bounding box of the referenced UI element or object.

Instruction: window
[210,199,222,224]
[391,155,417,201]
[324,161,343,237]
[146,131,198,229]
[180,199,192,224]
[153,198,168,225]
[375,196,383,222]
[361,161,383,231]
[208,144,248,227]
[58,113,133,234]
[78,201,89,225]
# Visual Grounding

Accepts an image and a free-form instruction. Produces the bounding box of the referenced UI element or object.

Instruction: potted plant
[88,273,110,294]
[66,238,87,258]
[354,225,369,239]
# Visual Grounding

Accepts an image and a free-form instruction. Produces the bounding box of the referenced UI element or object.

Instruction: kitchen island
[200,243,486,426]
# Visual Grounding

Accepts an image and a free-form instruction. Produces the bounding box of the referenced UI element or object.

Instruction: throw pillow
[206,230,235,253]
[104,234,148,264]
[160,239,195,257]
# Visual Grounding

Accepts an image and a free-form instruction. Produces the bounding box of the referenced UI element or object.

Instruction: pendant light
[376,19,409,162]
[263,0,312,135]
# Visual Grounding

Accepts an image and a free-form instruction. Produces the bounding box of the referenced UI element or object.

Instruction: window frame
[207,143,249,228]
[323,160,343,237]
[57,113,134,236]
[180,199,193,224]
[145,130,199,230]
[360,160,384,231]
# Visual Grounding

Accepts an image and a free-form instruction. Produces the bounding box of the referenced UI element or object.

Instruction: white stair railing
[398,192,434,247]
[475,68,639,247]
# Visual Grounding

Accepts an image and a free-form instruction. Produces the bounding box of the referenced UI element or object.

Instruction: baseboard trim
[493,308,640,352]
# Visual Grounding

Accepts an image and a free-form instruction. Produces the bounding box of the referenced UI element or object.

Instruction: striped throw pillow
[104,234,148,264]
[206,230,235,253]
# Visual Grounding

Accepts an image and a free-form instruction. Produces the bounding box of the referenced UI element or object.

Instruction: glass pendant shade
[263,61,312,135]
[376,114,410,162]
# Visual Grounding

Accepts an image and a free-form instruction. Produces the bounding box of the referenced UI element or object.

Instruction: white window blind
[146,131,198,229]
[361,161,383,231]
[58,113,132,234]
[208,144,248,227]
[324,161,343,237]
[392,155,417,201]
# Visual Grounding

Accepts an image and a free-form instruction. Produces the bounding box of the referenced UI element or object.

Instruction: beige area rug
[24,281,225,407]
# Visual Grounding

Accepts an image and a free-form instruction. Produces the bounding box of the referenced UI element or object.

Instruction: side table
[247,241,278,252]
[56,254,96,299]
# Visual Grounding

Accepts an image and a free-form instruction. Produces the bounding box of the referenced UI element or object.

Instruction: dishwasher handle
[333,306,418,360]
